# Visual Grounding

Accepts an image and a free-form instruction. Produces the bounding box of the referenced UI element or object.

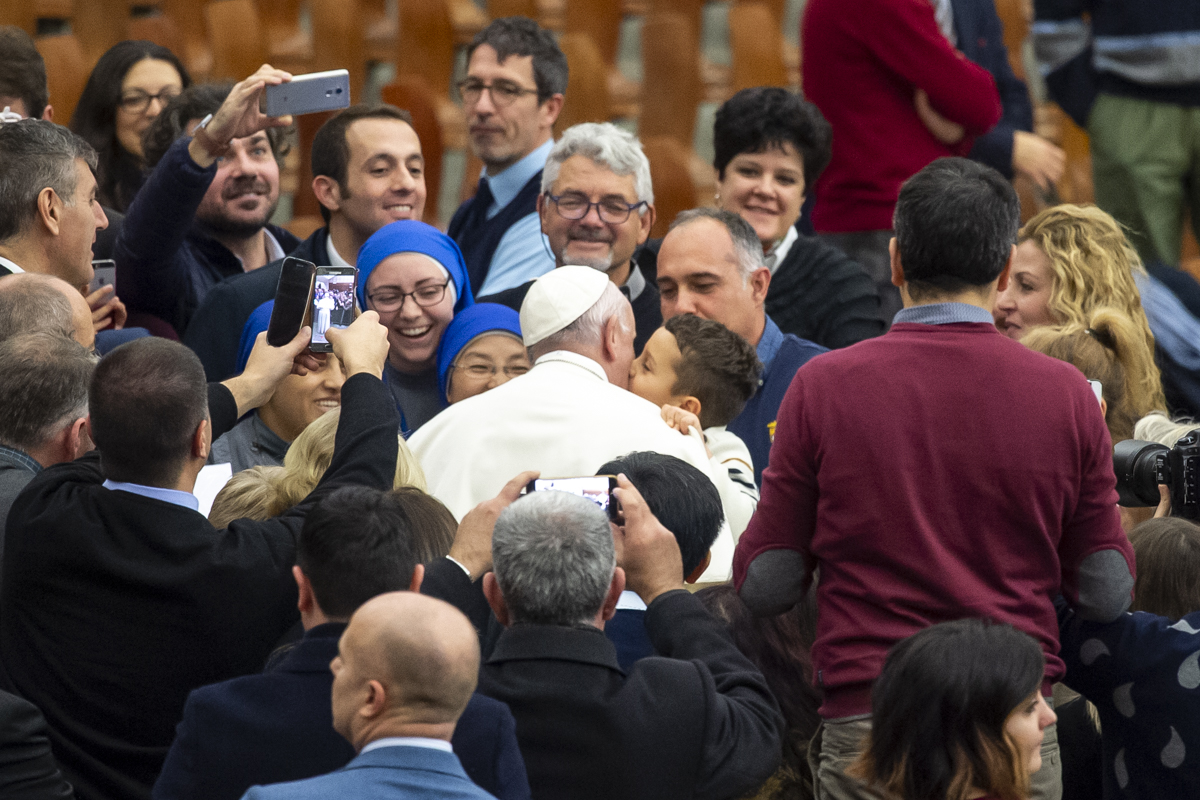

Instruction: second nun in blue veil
[357,220,474,433]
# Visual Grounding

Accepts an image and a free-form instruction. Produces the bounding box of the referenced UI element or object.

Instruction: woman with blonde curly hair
[1022,308,1160,443]
[994,204,1167,417]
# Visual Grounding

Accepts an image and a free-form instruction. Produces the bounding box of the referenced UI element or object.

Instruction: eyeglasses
[367,279,451,312]
[119,88,181,115]
[456,79,540,108]
[452,362,531,380]
[546,193,647,224]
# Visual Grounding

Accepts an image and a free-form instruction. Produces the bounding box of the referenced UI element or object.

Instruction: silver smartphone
[264,69,351,117]
[90,259,116,294]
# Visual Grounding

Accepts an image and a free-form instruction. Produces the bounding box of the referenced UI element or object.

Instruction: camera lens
[1113,439,1170,507]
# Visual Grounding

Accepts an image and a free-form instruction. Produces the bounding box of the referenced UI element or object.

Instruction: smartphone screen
[89,259,116,294]
[310,267,358,352]
[267,257,316,347]
[526,475,620,521]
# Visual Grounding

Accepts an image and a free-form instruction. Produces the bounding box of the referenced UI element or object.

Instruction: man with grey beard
[478,122,660,354]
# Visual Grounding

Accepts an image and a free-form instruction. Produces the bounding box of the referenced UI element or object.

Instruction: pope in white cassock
[409,267,739,580]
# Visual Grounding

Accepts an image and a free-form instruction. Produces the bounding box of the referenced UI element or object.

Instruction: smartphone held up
[525,476,622,523]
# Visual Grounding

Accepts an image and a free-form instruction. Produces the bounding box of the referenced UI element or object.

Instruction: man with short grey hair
[474,479,783,800]
[410,266,718,522]
[657,207,827,485]
[480,122,660,353]
[0,331,96,578]
[0,273,96,349]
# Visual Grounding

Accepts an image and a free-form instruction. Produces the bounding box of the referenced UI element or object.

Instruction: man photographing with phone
[114,65,300,335]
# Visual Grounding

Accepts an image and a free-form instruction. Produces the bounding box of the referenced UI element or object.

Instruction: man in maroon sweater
[802,0,1002,327]
[733,158,1134,800]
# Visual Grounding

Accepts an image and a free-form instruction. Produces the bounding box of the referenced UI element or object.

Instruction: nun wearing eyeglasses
[436,303,530,406]
[357,220,474,433]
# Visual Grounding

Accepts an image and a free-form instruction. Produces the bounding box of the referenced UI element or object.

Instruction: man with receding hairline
[0,273,93,349]
[243,592,495,800]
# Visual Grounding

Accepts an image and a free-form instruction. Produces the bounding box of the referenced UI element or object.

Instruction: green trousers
[1089,92,1200,267]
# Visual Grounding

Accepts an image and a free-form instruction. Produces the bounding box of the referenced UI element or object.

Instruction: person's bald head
[0,272,94,349]
[330,592,480,751]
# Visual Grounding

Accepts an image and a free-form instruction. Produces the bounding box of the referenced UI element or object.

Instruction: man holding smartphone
[185,104,427,381]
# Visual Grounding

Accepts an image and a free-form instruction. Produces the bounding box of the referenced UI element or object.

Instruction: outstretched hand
[612,474,685,605]
[451,470,540,580]
[223,325,312,416]
[189,64,293,166]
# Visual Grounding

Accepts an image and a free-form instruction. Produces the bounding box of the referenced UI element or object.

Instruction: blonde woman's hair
[1023,307,1165,442]
[1134,412,1200,448]
[208,465,288,528]
[274,408,427,509]
[1019,205,1166,412]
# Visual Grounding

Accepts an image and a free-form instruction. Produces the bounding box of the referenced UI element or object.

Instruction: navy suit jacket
[242,745,497,800]
[153,623,529,800]
[951,0,1035,179]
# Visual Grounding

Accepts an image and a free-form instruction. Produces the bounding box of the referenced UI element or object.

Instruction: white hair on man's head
[530,281,630,357]
[541,122,653,209]
[669,207,764,284]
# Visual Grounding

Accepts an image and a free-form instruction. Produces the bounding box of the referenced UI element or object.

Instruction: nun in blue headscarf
[357,220,475,433]
[436,303,529,406]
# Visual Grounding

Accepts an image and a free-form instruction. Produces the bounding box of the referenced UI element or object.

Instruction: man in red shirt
[733,158,1134,800]
[802,0,1002,326]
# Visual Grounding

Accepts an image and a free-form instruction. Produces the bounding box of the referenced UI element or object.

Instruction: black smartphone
[267,257,316,347]
[525,475,621,522]
[89,259,116,294]
[310,266,358,353]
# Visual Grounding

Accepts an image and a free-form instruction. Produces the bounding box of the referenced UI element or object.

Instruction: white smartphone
[264,69,351,117]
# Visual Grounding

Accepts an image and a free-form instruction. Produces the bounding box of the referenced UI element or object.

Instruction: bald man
[0,273,94,349]
[243,592,497,800]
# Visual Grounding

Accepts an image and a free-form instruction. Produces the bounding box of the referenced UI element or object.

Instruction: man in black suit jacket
[469,475,782,800]
[0,313,395,800]
[153,485,529,800]
[478,122,661,354]
[0,690,73,800]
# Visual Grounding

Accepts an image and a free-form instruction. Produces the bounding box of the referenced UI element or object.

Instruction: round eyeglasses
[546,193,647,224]
[119,88,181,115]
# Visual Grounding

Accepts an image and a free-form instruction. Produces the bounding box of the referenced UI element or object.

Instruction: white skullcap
[519,266,611,347]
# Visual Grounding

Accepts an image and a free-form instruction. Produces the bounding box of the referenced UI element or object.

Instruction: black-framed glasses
[456,79,540,107]
[451,362,531,380]
[546,193,647,224]
[119,88,181,115]
[367,279,451,312]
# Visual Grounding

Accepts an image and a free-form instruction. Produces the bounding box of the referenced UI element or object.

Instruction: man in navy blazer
[153,487,529,800]
[243,591,496,800]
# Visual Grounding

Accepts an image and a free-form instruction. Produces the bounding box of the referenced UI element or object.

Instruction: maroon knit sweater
[802,0,1003,233]
[733,323,1135,718]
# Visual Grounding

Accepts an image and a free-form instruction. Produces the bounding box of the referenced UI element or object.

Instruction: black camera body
[1113,429,1200,519]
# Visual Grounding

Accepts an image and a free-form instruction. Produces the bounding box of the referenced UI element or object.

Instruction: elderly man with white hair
[410,266,732,567]
[479,122,659,353]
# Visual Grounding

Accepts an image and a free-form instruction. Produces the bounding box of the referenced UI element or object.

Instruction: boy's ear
[685,551,712,584]
[678,396,702,418]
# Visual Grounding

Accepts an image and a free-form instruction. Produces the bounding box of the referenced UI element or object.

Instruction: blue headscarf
[356,220,474,313]
[435,303,523,403]
[236,300,275,374]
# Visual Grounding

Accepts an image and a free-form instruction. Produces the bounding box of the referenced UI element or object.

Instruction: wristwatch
[191,113,231,159]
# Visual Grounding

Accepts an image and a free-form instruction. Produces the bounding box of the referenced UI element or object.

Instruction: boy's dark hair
[0,26,49,120]
[1129,517,1200,620]
[596,451,722,577]
[713,87,832,188]
[297,485,422,619]
[89,338,208,486]
[893,157,1019,301]
[664,313,762,428]
[467,17,568,101]
[142,83,291,170]
[310,104,415,223]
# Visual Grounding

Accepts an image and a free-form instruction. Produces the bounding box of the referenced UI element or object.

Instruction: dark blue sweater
[1059,602,1200,799]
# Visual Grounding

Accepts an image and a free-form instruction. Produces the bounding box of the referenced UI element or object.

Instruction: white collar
[361,737,453,754]
[532,350,609,383]
[763,226,798,276]
[616,590,647,611]
[326,235,352,267]
[0,255,26,274]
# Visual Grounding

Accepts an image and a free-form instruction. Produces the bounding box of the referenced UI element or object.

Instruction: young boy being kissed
[629,313,762,539]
